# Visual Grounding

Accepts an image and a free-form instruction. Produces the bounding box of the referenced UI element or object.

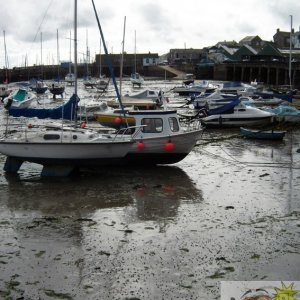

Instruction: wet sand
[0,127,299,299]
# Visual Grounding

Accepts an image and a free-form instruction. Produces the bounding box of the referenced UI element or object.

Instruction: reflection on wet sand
[4,166,202,215]
[0,166,203,299]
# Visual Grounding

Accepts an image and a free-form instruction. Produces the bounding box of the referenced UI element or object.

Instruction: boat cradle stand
[4,157,76,177]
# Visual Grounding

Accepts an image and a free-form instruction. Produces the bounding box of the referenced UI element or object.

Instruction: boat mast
[40,32,43,80]
[91,0,125,112]
[3,30,9,83]
[119,16,126,103]
[99,39,102,77]
[289,14,293,89]
[86,29,89,77]
[73,0,78,128]
[74,0,77,95]
[56,29,60,79]
[69,31,72,74]
[134,30,136,74]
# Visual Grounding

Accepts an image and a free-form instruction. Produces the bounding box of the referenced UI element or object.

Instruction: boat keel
[4,157,23,173]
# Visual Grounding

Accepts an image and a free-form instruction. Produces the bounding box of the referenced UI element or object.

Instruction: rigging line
[200,148,300,169]
[30,0,54,48]
[219,145,247,164]
[199,148,244,166]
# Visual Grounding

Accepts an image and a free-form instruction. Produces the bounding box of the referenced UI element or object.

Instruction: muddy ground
[0,128,299,300]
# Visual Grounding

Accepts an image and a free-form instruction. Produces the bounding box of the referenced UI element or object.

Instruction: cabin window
[168,117,179,132]
[43,134,60,140]
[142,118,163,133]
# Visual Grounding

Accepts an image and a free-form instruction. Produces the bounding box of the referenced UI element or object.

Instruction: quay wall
[1,61,299,89]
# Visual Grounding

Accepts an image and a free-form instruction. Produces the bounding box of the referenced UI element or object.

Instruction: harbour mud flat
[0,127,299,299]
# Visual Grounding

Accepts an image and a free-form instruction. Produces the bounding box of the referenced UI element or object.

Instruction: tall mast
[289,15,293,89]
[120,16,126,102]
[40,32,43,79]
[91,0,125,112]
[99,38,102,77]
[134,30,136,74]
[86,29,89,76]
[3,30,9,83]
[74,0,77,95]
[69,31,72,74]
[56,29,60,78]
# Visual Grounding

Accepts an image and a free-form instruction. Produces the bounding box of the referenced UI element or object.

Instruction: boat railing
[113,125,146,141]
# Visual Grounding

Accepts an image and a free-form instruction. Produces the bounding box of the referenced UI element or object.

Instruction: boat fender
[164,141,175,152]
[137,141,145,151]
[114,117,122,125]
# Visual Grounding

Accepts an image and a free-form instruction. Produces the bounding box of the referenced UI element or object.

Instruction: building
[273,28,294,48]
[94,52,159,76]
[168,48,205,65]
[239,35,265,48]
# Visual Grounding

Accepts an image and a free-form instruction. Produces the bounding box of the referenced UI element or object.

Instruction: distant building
[143,57,159,66]
[231,44,258,61]
[208,42,239,62]
[215,40,239,48]
[60,61,73,70]
[168,48,205,65]
[256,42,283,61]
[239,35,265,48]
[94,53,159,70]
[273,28,294,48]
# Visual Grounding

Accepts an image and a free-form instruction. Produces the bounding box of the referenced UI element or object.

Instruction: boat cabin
[125,110,182,137]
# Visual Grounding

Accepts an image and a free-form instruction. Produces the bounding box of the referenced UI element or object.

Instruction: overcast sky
[0,0,299,68]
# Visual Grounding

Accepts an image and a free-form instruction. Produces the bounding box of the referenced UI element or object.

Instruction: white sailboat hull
[0,131,201,165]
[0,142,132,161]
[0,124,202,168]
[201,103,275,127]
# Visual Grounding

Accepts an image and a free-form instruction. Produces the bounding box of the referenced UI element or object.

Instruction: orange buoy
[164,141,175,152]
[114,116,122,125]
[137,141,145,151]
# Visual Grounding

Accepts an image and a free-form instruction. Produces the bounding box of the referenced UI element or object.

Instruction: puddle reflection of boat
[129,166,203,225]
[5,166,202,220]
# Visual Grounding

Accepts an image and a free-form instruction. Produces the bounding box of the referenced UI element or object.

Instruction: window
[142,118,163,133]
[168,117,179,132]
[43,134,60,140]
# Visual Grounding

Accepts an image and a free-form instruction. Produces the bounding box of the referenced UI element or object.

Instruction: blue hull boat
[240,127,286,140]
[8,94,78,120]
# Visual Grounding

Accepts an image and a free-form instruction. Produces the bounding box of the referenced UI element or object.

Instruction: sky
[0,0,299,68]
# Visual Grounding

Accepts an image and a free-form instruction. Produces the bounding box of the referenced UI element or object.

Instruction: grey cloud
[267,0,300,25]
[137,3,172,32]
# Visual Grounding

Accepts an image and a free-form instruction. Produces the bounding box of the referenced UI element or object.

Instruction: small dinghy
[240,127,286,140]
